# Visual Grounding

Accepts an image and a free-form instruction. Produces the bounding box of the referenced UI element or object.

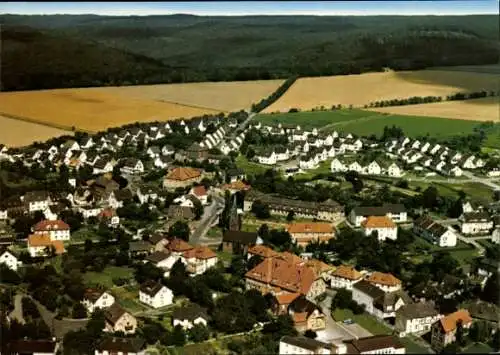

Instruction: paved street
[316,290,372,343]
[189,192,225,245]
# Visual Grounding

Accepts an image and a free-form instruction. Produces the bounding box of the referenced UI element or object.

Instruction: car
[343,319,354,325]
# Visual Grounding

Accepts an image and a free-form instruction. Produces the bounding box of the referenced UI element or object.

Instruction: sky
[1,1,498,16]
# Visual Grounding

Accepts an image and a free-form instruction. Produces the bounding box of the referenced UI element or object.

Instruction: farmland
[263,69,500,113]
[0,89,222,133]
[98,79,284,112]
[369,96,499,122]
[0,114,73,147]
[256,109,482,139]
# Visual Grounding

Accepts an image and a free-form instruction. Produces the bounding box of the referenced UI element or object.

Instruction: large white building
[361,216,398,241]
[330,265,364,290]
[460,212,493,235]
[349,204,407,227]
[139,281,173,309]
[395,302,441,337]
[32,219,71,241]
[279,335,406,355]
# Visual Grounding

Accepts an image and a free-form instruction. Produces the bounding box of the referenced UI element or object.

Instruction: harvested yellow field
[368,97,499,122]
[263,70,500,113]
[0,89,221,133]
[89,79,284,112]
[0,115,73,147]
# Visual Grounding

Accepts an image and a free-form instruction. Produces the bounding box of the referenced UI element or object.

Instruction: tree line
[251,76,298,113]
[366,90,498,108]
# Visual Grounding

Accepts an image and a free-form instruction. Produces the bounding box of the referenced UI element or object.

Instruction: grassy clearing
[255,109,481,139]
[332,308,392,335]
[463,342,493,353]
[399,336,432,354]
[235,155,269,176]
[294,160,332,180]
[484,127,500,149]
[217,251,233,264]
[83,266,134,288]
[255,109,374,129]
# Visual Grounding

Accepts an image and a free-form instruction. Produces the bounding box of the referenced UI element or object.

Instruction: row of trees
[251,76,298,113]
[366,90,498,108]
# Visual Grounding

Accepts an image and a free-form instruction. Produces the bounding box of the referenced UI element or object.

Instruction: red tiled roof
[440,309,473,333]
[167,238,193,252]
[287,223,334,234]
[183,246,217,260]
[191,185,207,197]
[333,265,363,280]
[248,245,279,259]
[166,167,201,181]
[27,234,65,254]
[367,272,401,287]
[361,216,396,229]
[33,219,69,231]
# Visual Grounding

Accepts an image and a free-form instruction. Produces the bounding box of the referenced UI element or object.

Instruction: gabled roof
[361,216,396,229]
[104,303,130,325]
[345,335,404,353]
[287,223,334,234]
[462,212,491,223]
[245,257,317,295]
[96,337,145,352]
[438,309,473,333]
[367,272,401,287]
[129,241,152,253]
[172,304,209,322]
[183,245,217,260]
[332,265,363,280]
[280,336,333,352]
[191,185,207,197]
[248,245,279,259]
[140,280,166,297]
[166,167,201,181]
[167,238,193,253]
[84,288,109,303]
[353,280,385,299]
[223,230,258,245]
[146,251,170,264]
[33,219,69,231]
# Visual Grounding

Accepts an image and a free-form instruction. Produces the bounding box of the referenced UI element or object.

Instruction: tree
[422,186,439,209]
[86,309,105,338]
[251,200,270,219]
[469,320,491,343]
[262,314,297,341]
[134,263,163,284]
[229,255,247,278]
[331,289,352,310]
[72,302,88,319]
[286,211,295,221]
[192,198,204,220]
[455,320,466,347]
[304,329,317,339]
[481,272,499,305]
[168,220,190,241]
[188,323,210,343]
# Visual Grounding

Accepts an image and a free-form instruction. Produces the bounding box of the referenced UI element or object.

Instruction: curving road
[190,192,225,245]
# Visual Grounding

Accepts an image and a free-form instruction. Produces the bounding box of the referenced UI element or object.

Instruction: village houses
[139,280,174,308]
[83,289,116,314]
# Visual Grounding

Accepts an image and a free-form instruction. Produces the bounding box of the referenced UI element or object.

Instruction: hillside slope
[1,15,499,91]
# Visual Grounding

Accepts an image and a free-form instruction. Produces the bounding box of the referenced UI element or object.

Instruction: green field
[235,155,269,175]
[255,109,481,139]
[332,308,392,335]
[484,127,500,149]
[83,266,134,288]
[255,109,377,130]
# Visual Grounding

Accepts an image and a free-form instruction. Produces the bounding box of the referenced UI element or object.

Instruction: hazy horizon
[1,1,498,17]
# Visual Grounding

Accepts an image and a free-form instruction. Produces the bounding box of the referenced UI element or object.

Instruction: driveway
[316,290,372,343]
[189,193,225,245]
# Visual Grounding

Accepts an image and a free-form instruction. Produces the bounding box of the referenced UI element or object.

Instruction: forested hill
[1,14,499,91]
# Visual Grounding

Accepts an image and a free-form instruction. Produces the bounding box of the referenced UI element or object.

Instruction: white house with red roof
[181,246,218,275]
[189,185,208,205]
[32,219,71,241]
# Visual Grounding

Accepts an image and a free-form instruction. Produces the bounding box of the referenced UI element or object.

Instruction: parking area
[342,323,373,338]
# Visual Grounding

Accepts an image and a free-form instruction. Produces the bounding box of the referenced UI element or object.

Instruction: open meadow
[262,69,499,113]
[368,96,499,122]
[0,114,73,147]
[0,89,222,133]
[256,109,482,138]
[96,79,284,112]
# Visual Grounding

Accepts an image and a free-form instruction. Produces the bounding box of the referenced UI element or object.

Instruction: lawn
[399,336,432,354]
[255,109,375,130]
[112,284,149,313]
[463,342,493,353]
[257,109,482,138]
[332,308,392,335]
[294,160,332,180]
[83,266,134,288]
[337,113,480,139]
[206,227,222,239]
[216,250,233,264]
[70,227,99,244]
[484,126,500,149]
[235,155,269,175]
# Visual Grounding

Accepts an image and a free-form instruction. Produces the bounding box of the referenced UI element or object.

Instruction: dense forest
[1,14,499,91]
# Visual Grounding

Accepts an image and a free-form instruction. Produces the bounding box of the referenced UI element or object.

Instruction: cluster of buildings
[385,136,492,177]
